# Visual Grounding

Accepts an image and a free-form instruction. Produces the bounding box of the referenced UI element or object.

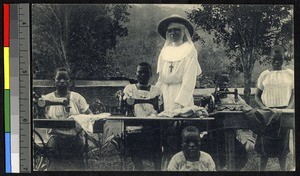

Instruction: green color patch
[5,90,10,132]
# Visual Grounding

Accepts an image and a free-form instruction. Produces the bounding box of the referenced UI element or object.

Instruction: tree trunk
[243,69,252,104]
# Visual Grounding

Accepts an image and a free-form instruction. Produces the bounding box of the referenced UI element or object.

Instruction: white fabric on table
[70,113,111,135]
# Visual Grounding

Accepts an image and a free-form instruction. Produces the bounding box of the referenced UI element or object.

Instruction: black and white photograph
[31,3,295,171]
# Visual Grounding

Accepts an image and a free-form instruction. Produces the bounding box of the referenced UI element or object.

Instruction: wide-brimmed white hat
[157,14,195,39]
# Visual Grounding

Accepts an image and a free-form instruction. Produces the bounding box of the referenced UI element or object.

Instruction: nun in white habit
[156,14,202,111]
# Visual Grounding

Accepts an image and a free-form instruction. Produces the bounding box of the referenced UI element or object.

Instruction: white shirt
[257,69,294,107]
[123,84,160,117]
[167,151,216,171]
[43,91,89,136]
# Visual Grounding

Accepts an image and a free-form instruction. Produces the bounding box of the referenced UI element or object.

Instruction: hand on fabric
[173,102,183,110]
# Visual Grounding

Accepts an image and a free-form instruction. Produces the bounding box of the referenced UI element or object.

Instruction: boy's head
[214,70,230,91]
[136,62,152,85]
[271,45,285,70]
[181,126,201,161]
[54,67,70,90]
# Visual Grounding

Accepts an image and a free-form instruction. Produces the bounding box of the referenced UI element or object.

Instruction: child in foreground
[167,126,216,171]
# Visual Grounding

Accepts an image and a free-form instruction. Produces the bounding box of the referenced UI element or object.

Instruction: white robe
[156,42,201,111]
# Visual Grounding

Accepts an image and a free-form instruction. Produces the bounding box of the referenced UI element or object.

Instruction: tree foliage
[32,4,130,79]
[107,5,188,83]
[187,4,293,102]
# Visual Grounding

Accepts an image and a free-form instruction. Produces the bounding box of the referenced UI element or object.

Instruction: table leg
[291,129,295,170]
[225,129,235,171]
[84,132,88,170]
[211,131,220,170]
[159,122,165,171]
[122,121,126,170]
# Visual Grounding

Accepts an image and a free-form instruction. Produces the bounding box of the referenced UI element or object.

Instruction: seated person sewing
[207,70,249,108]
[202,70,249,170]
[122,62,161,171]
[42,68,92,171]
[167,126,215,171]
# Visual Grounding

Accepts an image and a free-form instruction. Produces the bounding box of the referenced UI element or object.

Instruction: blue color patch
[5,133,11,173]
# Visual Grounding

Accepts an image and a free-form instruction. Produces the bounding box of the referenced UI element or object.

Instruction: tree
[187,4,293,103]
[32,4,130,79]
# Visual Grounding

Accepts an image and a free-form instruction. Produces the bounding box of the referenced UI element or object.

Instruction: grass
[34,121,295,171]
[86,122,295,171]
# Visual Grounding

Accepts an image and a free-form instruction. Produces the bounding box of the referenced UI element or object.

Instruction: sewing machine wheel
[126,98,135,105]
[33,130,49,171]
[87,134,121,161]
[86,135,102,161]
[37,99,46,108]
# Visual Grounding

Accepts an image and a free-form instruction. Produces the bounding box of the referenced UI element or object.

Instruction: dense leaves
[32,4,130,79]
[187,4,293,102]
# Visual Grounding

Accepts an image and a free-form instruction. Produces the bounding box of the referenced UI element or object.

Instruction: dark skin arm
[255,88,268,109]
[287,89,295,109]
[84,108,93,115]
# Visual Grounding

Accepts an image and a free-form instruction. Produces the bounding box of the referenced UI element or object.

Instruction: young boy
[167,126,216,171]
[207,70,249,170]
[42,68,92,171]
[212,70,249,106]
[122,62,161,171]
[123,62,160,117]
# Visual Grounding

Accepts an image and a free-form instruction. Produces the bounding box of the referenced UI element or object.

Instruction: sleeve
[77,93,89,113]
[157,52,163,74]
[150,86,161,98]
[155,54,164,90]
[123,85,131,100]
[166,154,180,171]
[287,69,294,88]
[201,151,216,171]
[205,153,216,171]
[155,78,162,91]
[175,50,202,107]
[256,70,267,90]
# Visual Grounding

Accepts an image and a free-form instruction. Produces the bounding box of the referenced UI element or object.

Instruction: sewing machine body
[33,96,71,119]
[116,90,160,117]
[201,88,239,113]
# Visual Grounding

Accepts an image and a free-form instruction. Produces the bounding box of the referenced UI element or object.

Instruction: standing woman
[255,45,294,171]
[156,14,202,170]
[156,14,202,111]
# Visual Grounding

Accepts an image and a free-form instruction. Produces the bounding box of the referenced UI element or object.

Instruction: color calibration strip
[18,3,31,173]
[4,3,30,173]
[4,3,11,173]
[10,4,20,173]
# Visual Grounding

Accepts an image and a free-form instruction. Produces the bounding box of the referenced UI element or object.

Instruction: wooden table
[33,118,105,133]
[209,109,295,171]
[33,116,214,170]
[33,110,294,171]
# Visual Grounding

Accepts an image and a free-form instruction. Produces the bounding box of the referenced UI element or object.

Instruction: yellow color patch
[4,47,10,89]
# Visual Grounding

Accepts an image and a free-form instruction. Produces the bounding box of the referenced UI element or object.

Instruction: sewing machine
[201,88,239,113]
[33,96,71,119]
[115,90,160,116]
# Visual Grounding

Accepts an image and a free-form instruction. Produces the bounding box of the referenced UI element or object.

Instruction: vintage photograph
[31,3,295,171]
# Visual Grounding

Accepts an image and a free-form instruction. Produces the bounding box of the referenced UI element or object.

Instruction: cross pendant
[169,63,174,73]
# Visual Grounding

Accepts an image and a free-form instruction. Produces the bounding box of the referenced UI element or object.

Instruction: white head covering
[158,22,196,62]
